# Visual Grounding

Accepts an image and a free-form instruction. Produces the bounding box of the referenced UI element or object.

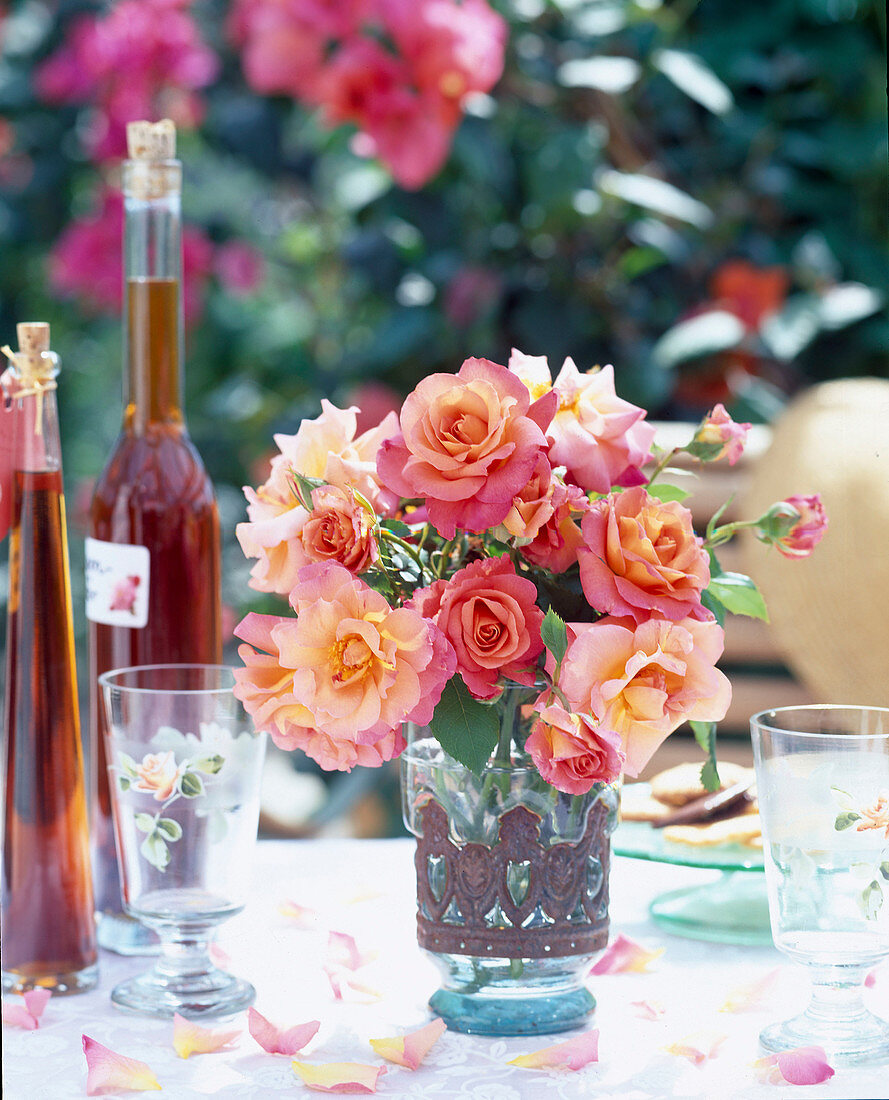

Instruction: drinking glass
[751,705,889,1063]
[100,665,266,1018]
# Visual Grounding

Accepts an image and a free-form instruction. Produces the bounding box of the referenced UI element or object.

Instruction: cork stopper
[16,322,50,359]
[127,119,176,161]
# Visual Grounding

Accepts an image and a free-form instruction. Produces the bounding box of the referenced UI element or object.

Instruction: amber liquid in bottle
[89,277,221,923]
[3,468,98,991]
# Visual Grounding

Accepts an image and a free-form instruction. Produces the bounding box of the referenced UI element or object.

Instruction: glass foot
[429,986,595,1036]
[2,962,98,997]
[649,871,772,946]
[760,1008,889,1066]
[98,912,160,956]
[111,965,255,1019]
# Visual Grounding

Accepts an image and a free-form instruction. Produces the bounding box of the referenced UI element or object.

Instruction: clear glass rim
[98,663,236,696]
[750,703,889,739]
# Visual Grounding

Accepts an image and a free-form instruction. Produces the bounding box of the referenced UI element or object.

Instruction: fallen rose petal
[2,1001,38,1030]
[209,941,232,968]
[631,1000,665,1020]
[589,933,664,975]
[327,930,376,970]
[369,1018,447,1069]
[248,1007,320,1055]
[720,968,780,1013]
[23,989,51,1020]
[324,966,382,1003]
[291,1061,386,1093]
[172,1012,240,1058]
[82,1035,161,1095]
[278,900,319,928]
[865,969,877,988]
[508,1028,599,1070]
[754,1046,835,1086]
[664,1030,726,1065]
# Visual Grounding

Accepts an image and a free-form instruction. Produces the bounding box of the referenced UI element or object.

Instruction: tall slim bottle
[1,322,98,994]
[88,120,222,953]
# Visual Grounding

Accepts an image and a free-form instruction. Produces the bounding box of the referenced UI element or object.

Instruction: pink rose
[377,357,556,538]
[690,404,751,466]
[525,703,625,794]
[501,452,556,540]
[409,556,544,699]
[234,563,455,770]
[578,486,710,622]
[132,751,181,802]
[509,350,655,493]
[774,494,828,559]
[559,615,731,777]
[300,486,378,574]
[520,480,588,574]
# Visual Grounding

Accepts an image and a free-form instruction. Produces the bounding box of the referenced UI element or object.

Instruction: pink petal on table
[865,969,877,987]
[631,1000,665,1020]
[327,931,376,970]
[209,942,231,969]
[291,1061,386,1093]
[248,1007,320,1055]
[324,966,382,1003]
[369,1018,447,1069]
[720,968,781,1013]
[2,1001,38,1030]
[508,1028,599,1071]
[589,934,664,975]
[278,900,319,928]
[754,1046,835,1086]
[23,989,51,1020]
[82,1035,161,1095]
[664,1030,726,1065]
[172,1013,240,1059]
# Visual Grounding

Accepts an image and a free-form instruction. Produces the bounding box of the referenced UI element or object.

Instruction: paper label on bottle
[85,537,150,628]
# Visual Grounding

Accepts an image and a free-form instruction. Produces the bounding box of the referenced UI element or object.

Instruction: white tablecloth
[3,839,889,1099]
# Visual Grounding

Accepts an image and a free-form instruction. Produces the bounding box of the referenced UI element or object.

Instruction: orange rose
[132,751,181,801]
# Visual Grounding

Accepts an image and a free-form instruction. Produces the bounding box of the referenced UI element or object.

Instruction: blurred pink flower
[775,494,828,559]
[36,0,218,161]
[444,266,502,327]
[377,357,556,538]
[691,403,751,466]
[49,187,213,325]
[345,382,403,436]
[560,615,731,777]
[214,241,265,296]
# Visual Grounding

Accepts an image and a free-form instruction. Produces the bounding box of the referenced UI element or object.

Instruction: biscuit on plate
[619,786,673,823]
[649,761,753,807]
[662,813,762,848]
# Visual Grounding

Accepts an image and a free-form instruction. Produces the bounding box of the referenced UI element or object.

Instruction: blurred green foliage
[0,1,886,822]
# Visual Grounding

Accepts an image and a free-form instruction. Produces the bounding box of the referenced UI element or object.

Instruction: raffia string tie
[1,345,58,437]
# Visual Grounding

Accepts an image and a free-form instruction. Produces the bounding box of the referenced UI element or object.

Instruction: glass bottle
[88,120,222,954]
[1,322,98,994]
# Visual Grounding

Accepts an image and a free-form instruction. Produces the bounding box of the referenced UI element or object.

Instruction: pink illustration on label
[109,575,141,613]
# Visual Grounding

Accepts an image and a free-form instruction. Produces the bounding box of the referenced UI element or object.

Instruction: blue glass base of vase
[429,984,595,1036]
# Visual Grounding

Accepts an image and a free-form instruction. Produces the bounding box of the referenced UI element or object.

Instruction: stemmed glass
[100,665,266,1018]
[751,705,889,1063]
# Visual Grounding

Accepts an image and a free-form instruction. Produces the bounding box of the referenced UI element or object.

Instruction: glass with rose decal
[751,705,889,1064]
[100,665,266,1018]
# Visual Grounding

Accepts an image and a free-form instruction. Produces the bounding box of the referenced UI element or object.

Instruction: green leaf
[140,833,170,872]
[541,607,569,666]
[485,539,513,558]
[646,482,690,504]
[835,811,862,831]
[192,754,225,775]
[653,49,734,116]
[381,519,412,538]
[134,812,155,834]
[700,588,726,626]
[879,862,889,882]
[178,771,205,798]
[291,473,325,511]
[689,720,720,792]
[118,776,131,791]
[155,817,183,841]
[706,573,769,621]
[429,677,500,776]
[652,311,746,370]
[118,753,138,778]
[862,879,883,921]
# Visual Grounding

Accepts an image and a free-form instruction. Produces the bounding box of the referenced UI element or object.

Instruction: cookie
[649,761,753,807]
[620,785,673,823]
[662,813,762,848]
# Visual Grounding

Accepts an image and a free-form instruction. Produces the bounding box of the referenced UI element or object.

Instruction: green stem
[704,517,757,550]
[646,446,682,487]
[378,528,428,582]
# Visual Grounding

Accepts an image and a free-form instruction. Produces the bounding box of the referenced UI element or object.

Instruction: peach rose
[559,615,731,777]
[578,486,710,622]
[520,479,588,574]
[509,350,655,493]
[299,485,378,574]
[377,357,556,538]
[132,751,181,802]
[233,563,455,770]
[525,703,625,793]
[236,400,398,595]
[409,556,543,699]
[501,452,556,540]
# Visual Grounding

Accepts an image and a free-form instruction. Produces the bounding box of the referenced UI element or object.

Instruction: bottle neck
[122,161,185,434]
[11,377,62,475]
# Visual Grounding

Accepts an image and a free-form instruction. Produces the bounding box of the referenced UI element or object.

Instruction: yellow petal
[82,1034,161,1095]
[369,1019,446,1069]
[172,1013,240,1059]
[292,1061,386,1093]
[719,968,780,1013]
[509,1029,599,1071]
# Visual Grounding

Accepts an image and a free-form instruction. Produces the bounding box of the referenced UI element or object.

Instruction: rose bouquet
[233,352,826,793]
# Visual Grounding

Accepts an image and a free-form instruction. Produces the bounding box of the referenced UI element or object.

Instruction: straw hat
[740,377,889,707]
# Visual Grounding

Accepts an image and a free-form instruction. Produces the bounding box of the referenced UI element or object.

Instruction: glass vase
[401,685,618,1036]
